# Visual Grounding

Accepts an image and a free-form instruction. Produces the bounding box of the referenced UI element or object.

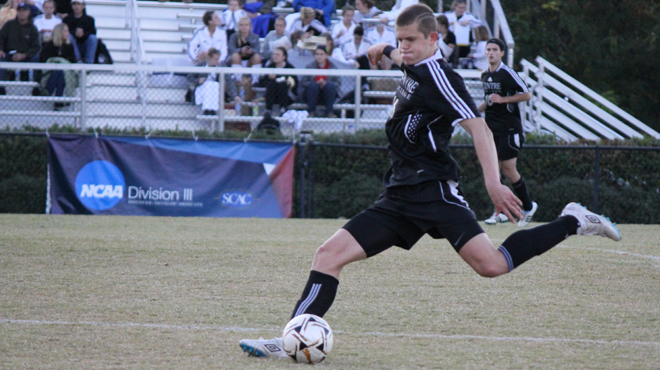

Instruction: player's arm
[367,43,402,67]
[489,92,531,104]
[477,101,487,112]
[460,117,522,221]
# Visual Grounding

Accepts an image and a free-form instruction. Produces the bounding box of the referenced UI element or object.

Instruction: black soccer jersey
[383,50,480,189]
[481,61,529,134]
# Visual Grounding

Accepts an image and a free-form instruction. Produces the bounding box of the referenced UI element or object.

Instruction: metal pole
[80,67,87,130]
[354,73,361,132]
[218,70,225,132]
[534,61,544,133]
[482,0,487,25]
[593,146,599,213]
[307,139,314,218]
[298,137,307,218]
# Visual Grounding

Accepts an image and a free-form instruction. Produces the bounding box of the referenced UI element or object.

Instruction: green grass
[1,215,659,369]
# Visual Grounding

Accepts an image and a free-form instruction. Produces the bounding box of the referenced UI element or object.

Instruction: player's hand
[489,94,504,103]
[367,43,387,66]
[487,183,523,222]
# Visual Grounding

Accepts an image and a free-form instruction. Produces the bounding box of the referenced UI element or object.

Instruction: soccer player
[239,4,621,359]
[478,38,537,227]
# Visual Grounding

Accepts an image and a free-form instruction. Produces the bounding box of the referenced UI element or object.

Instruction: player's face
[396,23,438,65]
[486,43,504,65]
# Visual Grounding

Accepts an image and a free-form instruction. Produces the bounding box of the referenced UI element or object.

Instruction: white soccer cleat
[239,337,289,359]
[518,201,539,227]
[485,212,509,225]
[560,202,622,241]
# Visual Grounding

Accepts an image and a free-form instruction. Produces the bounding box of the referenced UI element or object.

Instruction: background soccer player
[239,4,621,359]
[478,38,537,227]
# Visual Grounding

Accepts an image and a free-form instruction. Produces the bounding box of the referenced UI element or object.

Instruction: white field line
[2,318,659,347]
[490,239,660,262]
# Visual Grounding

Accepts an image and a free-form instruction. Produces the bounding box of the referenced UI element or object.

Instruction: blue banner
[47,135,295,218]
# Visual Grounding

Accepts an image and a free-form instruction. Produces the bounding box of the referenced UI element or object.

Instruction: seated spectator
[34,0,61,41]
[292,0,332,27]
[0,2,40,94]
[465,25,489,70]
[354,0,381,23]
[365,24,395,48]
[62,0,97,63]
[330,5,356,49]
[260,15,290,61]
[341,25,370,64]
[301,45,340,118]
[39,23,77,102]
[436,14,456,65]
[218,0,246,40]
[321,33,346,64]
[380,0,418,24]
[445,0,482,59]
[227,16,261,84]
[259,46,297,114]
[193,47,222,115]
[188,10,228,66]
[290,6,326,37]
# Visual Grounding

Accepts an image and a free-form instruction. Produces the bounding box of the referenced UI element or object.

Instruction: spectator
[53,0,71,18]
[259,46,297,114]
[0,2,40,94]
[188,10,228,66]
[39,22,77,102]
[341,25,370,64]
[219,0,246,40]
[353,0,381,23]
[0,0,21,29]
[290,6,326,36]
[320,32,347,64]
[444,0,482,59]
[466,25,489,70]
[227,16,261,84]
[193,47,222,115]
[436,14,456,65]
[330,5,356,49]
[365,23,395,48]
[260,15,290,61]
[34,0,61,41]
[379,0,418,24]
[62,0,96,63]
[292,0,332,27]
[301,45,340,118]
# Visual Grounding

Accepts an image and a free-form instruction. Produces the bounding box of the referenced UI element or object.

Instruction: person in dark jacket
[0,2,40,94]
[258,46,298,114]
[62,0,96,63]
[301,45,340,117]
[40,23,76,100]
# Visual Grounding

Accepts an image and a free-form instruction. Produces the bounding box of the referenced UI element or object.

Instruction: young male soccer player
[479,38,536,227]
[239,4,622,359]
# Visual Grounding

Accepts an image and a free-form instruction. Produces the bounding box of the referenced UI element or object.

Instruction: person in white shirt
[365,24,395,48]
[194,47,222,115]
[188,10,228,66]
[341,25,371,64]
[444,0,483,59]
[379,0,418,24]
[330,5,356,49]
[290,6,327,36]
[218,0,247,39]
[353,0,381,23]
[33,0,61,41]
[466,25,489,70]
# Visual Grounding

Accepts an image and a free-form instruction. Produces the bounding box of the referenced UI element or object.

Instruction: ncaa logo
[221,190,254,207]
[75,160,125,210]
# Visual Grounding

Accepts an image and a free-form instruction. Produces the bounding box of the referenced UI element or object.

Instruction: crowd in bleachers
[0,0,109,100]
[187,0,490,118]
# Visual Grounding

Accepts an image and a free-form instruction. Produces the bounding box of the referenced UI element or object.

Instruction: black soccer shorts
[493,132,524,161]
[343,180,485,257]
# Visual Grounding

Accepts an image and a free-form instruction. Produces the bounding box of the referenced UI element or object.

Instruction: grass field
[1,214,659,369]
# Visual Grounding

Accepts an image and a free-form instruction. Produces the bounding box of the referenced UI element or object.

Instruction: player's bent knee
[474,263,505,278]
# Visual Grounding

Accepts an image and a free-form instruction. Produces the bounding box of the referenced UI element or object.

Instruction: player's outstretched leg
[559,202,622,241]
[239,229,366,359]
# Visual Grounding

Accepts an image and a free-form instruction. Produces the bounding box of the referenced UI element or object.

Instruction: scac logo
[221,191,254,207]
[75,160,125,211]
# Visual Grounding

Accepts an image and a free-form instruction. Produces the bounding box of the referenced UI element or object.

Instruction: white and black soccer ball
[282,314,333,364]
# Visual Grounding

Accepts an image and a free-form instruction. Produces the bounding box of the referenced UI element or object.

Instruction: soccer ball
[282,314,333,364]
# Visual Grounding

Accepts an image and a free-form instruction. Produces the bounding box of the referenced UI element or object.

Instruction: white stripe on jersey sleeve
[428,61,476,119]
[502,64,529,93]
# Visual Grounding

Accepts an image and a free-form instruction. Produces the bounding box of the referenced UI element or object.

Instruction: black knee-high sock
[497,216,579,271]
[291,270,339,319]
[512,177,533,211]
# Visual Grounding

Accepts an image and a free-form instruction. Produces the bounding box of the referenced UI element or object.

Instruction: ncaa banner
[47,135,294,218]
